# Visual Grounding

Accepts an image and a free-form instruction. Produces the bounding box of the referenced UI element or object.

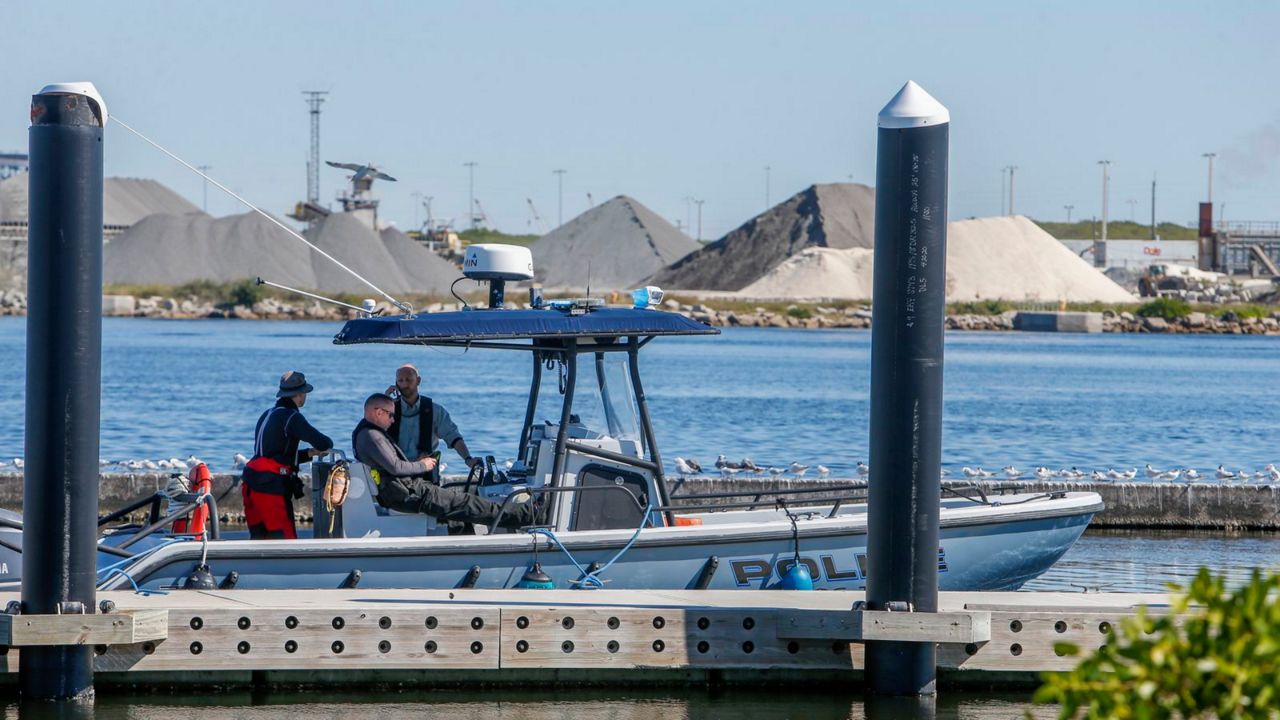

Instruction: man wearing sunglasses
[352,393,535,530]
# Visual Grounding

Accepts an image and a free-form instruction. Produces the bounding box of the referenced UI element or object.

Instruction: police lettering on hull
[731,547,948,588]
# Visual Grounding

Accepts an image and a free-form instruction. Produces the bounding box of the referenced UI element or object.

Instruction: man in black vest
[242,371,334,539]
[386,364,479,478]
[353,393,536,529]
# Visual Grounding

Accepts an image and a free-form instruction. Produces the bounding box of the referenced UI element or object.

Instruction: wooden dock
[0,589,1167,688]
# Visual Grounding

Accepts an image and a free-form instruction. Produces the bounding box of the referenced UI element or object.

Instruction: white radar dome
[463,244,534,281]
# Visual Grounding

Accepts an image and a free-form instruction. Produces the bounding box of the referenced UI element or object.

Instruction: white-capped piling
[865,81,950,696]
[20,82,107,701]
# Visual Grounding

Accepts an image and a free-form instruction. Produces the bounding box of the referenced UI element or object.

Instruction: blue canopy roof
[333,307,719,346]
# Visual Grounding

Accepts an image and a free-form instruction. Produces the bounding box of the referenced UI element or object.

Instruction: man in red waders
[242,371,334,539]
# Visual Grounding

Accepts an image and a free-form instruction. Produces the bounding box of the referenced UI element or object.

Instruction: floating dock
[0,589,1164,688]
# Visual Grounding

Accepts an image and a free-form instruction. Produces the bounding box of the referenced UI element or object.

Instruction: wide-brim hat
[277,370,314,398]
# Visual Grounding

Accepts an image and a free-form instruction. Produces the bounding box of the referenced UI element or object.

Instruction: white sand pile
[741,247,875,299]
[531,196,699,290]
[738,216,1136,303]
[380,227,459,295]
[945,216,1136,302]
[652,183,875,291]
[0,175,199,225]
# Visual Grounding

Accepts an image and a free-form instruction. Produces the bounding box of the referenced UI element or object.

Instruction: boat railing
[662,483,870,518]
[563,440,660,474]
[487,483,648,534]
[108,492,221,550]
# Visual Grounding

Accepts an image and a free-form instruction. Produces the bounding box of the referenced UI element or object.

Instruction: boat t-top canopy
[334,306,719,350]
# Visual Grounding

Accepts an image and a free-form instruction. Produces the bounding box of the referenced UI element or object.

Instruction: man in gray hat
[241,371,334,539]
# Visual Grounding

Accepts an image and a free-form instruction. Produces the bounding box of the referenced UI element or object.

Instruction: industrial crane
[526,198,548,234]
[472,198,489,229]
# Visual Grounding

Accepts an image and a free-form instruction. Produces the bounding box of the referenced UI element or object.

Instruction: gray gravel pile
[651,183,875,291]
[379,226,460,295]
[530,196,699,290]
[0,175,199,225]
[104,211,315,288]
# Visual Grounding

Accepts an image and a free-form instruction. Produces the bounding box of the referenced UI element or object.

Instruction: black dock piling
[865,80,950,696]
[21,83,107,701]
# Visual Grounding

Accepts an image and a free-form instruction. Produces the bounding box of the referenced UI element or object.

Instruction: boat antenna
[585,259,591,299]
[256,277,377,315]
[109,116,413,316]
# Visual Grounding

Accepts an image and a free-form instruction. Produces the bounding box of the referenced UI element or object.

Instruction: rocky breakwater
[0,288,26,316]
[1103,309,1280,335]
[664,300,1014,331]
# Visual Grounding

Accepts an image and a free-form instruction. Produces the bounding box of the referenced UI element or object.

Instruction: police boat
[25,245,1101,593]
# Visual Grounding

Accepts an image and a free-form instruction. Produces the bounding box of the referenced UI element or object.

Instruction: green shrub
[227,278,264,307]
[1135,297,1191,321]
[1035,568,1280,719]
[948,299,1015,316]
[784,306,811,319]
[1227,304,1269,320]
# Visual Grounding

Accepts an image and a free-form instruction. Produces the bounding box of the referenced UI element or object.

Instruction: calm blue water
[1,318,1276,717]
[0,318,1277,476]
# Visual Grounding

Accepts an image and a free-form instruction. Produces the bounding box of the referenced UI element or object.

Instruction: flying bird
[325,161,397,183]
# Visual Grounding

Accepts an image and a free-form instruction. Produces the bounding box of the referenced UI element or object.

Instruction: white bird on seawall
[1090,470,1107,481]
[1216,465,1235,480]
[1034,467,1053,480]
[961,466,982,478]
[1184,468,1201,481]
[1266,464,1280,483]
[1159,469,1182,481]
[720,465,740,478]
[816,465,830,477]
[1144,464,1163,479]
[232,453,249,471]
[685,457,703,473]
[674,457,697,476]
[1120,468,1138,480]
[1106,468,1123,480]
[768,466,786,478]
[856,462,870,478]
[789,462,809,476]
[13,458,24,469]
[1002,466,1022,480]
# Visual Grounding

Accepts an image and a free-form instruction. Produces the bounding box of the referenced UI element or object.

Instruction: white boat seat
[342,462,439,538]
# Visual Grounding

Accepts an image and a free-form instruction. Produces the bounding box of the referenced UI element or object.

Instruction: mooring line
[109,115,412,314]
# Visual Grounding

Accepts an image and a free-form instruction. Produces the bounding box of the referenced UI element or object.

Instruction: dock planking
[0,589,1168,685]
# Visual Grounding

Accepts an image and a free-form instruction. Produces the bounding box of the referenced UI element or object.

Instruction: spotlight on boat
[631,285,664,309]
[463,244,535,309]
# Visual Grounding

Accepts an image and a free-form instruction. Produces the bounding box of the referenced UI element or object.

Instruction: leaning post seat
[341,462,440,537]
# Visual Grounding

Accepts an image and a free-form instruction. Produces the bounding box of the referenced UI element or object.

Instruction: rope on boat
[109,115,412,315]
[526,496,655,589]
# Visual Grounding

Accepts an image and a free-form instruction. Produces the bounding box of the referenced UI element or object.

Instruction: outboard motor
[463,244,534,308]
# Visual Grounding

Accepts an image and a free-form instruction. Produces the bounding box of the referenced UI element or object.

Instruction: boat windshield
[533,352,640,443]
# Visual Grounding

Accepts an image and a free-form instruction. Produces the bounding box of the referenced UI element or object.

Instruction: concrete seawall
[2,474,1278,530]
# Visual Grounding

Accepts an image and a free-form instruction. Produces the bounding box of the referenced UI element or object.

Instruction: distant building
[0,153,26,181]
[1058,238,1198,270]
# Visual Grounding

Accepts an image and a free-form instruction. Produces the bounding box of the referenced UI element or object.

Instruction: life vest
[173,462,213,536]
[245,455,293,476]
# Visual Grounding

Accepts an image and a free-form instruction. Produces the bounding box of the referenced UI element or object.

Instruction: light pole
[553,169,566,226]
[1064,204,1074,223]
[683,195,694,237]
[197,165,211,212]
[694,198,705,241]
[1126,198,1137,222]
[1007,165,1018,216]
[1202,152,1216,204]
[463,161,477,229]
[1098,160,1111,242]
[424,196,434,230]
[764,165,771,209]
[1000,167,1007,216]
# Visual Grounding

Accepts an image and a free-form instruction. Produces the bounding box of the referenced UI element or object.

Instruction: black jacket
[243,398,333,495]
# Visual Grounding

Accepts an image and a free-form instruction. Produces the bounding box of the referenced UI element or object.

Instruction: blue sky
[3,2,1277,238]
